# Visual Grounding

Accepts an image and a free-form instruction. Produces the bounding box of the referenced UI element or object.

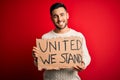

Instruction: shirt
[41,28,91,80]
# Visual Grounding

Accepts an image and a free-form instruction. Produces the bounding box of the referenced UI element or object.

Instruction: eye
[60,13,64,16]
[52,15,58,18]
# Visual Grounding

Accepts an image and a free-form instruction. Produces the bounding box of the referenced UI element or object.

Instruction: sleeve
[82,35,91,68]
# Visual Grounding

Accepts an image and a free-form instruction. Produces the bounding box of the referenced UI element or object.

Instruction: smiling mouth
[58,21,64,25]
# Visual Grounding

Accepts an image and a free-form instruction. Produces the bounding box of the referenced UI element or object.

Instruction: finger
[32,48,40,54]
[32,53,36,57]
[33,46,40,51]
[34,57,38,61]
[34,53,39,57]
[32,51,36,56]
[32,50,37,57]
[74,66,80,71]
[32,50,39,57]
[76,66,83,70]
[32,48,41,54]
[34,59,38,66]
[74,66,83,71]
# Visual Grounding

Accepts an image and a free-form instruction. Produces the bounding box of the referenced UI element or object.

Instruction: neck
[54,26,70,34]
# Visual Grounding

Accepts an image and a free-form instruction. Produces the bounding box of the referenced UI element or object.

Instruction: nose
[58,16,62,21]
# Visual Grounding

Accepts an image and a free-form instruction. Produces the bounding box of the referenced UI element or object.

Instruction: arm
[82,35,91,68]
[74,35,91,71]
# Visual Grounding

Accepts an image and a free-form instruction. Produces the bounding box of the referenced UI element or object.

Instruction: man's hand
[74,61,85,71]
[32,46,40,67]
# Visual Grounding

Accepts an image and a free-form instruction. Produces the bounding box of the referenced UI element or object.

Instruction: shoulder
[70,29,85,38]
[41,30,53,39]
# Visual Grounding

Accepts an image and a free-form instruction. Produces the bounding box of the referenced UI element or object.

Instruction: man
[33,2,91,80]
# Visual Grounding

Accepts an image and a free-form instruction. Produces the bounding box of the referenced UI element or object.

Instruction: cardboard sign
[36,37,83,70]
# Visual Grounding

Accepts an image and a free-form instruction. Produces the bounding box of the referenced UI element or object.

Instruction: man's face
[51,7,69,30]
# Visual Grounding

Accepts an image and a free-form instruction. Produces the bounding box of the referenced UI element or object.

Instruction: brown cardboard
[36,37,83,70]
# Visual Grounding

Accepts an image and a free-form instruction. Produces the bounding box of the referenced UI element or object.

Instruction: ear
[67,13,69,19]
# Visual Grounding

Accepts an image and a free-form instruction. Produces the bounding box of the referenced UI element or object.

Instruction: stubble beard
[55,22,68,30]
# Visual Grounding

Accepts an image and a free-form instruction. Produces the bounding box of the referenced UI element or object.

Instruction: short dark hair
[50,3,67,15]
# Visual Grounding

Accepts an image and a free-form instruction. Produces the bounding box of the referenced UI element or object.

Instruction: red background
[0,0,120,80]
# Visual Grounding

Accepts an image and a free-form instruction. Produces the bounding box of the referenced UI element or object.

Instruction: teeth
[59,22,63,25]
